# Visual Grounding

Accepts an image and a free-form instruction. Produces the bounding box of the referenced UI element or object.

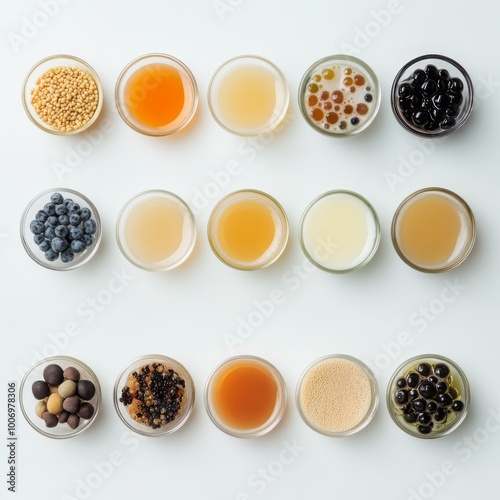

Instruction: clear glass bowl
[299,190,380,273]
[208,55,290,136]
[204,355,287,438]
[386,354,470,439]
[22,54,103,135]
[298,54,381,137]
[114,355,195,437]
[391,54,474,138]
[391,187,476,273]
[19,356,101,439]
[116,190,197,272]
[296,354,379,437]
[115,53,198,136]
[20,188,102,271]
[207,189,289,270]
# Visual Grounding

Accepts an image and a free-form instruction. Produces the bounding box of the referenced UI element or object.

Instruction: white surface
[1,1,499,499]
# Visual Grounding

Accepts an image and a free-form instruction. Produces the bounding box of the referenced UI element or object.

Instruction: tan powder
[299,358,372,433]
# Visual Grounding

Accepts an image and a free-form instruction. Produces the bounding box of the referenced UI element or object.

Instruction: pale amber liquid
[125,197,186,264]
[212,361,278,430]
[217,65,277,130]
[397,194,463,268]
[216,199,276,263]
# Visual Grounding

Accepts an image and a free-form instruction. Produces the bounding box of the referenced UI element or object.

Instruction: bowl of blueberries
[391,54,474,138]
[20,188,101,270]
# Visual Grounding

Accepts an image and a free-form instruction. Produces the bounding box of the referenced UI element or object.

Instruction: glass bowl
[116,190,197,272]
[114,355,195,437]
[20,188,102,271]
[204,355,287,438]
[207,189,289,270]
[20,356,101,439]
[22,54,103,135]
[391,54,474,138]
[208,55,289,136]
[298,55,381,137]
[299,190,380,273]
[296,354,379,437]
[391,187,476,273]
[386,354,470,439]
[115,53,198,136]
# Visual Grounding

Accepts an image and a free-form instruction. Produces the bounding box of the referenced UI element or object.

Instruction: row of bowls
[22,53,474,139]
[20,353,470,440]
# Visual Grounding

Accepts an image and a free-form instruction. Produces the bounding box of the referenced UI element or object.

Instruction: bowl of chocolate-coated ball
[20,356,101,439]
[391,54,473,138]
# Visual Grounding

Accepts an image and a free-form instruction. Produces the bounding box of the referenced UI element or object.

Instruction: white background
[1,1,499,499]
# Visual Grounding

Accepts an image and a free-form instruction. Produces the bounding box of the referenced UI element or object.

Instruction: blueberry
[33,233,45,245]
[45,249,59,261]
[452,400,464,412]
[395,390,409,405]
[67,201,80,214]
[64,198,74,206]
[61,248,74,263]
[396,378,407,389]
[55,204,67,216]
[418,425,432,435]
[448,77,464,94]
[30,220,45,234]
[43,202,56,216]
[58,215,70,226]
[79,208,91,222]
[39,240,51,252]
[83,219,97,235]
[437,393,453,407]
[434,409,447,422]
[51,193,64,204]
[427,401,438,413]
[44,227,56,240]
[413,398,426,412]
[434,364,450,378]
[71,240,86,253]
[419,381,436,399]
[83,234,93,247]
[51,237,68,253]
[417,363,431,377]
[407,372,420,388]
[69,213,81,226]
[436,381,448,394]
[421,79,437,97]
[418,413,432,425]
[47,216,58,228]
[69,227,83,240]
[55,225,69,238]
[35,210,48,223]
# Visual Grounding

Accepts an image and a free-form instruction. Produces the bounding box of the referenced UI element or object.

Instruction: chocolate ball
[32,380,50,400]
[67,413,80,430]
[77,380,96,401]
[42,411,58,428]
[58,411,70,424]
[62,395,81,414]
[63,366,80,382]
[43,364,64,386]
[78,402,95,420]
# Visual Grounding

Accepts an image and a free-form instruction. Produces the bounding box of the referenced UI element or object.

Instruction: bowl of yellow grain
[22,54,104,135]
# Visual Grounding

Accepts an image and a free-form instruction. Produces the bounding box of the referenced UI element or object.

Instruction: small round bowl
[392,187,475,273]
[204,355,287,438]
[386,354,469,439]
[20,356,101,439]
[115,53,198,136]
[20,188,102,271]
[114,355,195,437]
[298,54,381,137]
[208,55,289,136]
[299,190,380,273]
[22,54,103,135]
[296,354,379,437]
[116,190,197,272]
[391,54,473,138]
[207,189,289,271]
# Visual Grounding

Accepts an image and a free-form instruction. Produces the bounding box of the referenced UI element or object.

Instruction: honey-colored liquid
[212,361,278,430]
[398,194,462,267]
[217,65,277,130]
[125,197,186,264]
[124,63,185,128]
[216,199,276,263]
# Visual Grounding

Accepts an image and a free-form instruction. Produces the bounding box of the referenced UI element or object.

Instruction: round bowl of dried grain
[22,54,103,135]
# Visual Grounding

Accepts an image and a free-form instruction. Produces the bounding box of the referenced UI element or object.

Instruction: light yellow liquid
[217,65,277,130]
[125,197,188,264]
